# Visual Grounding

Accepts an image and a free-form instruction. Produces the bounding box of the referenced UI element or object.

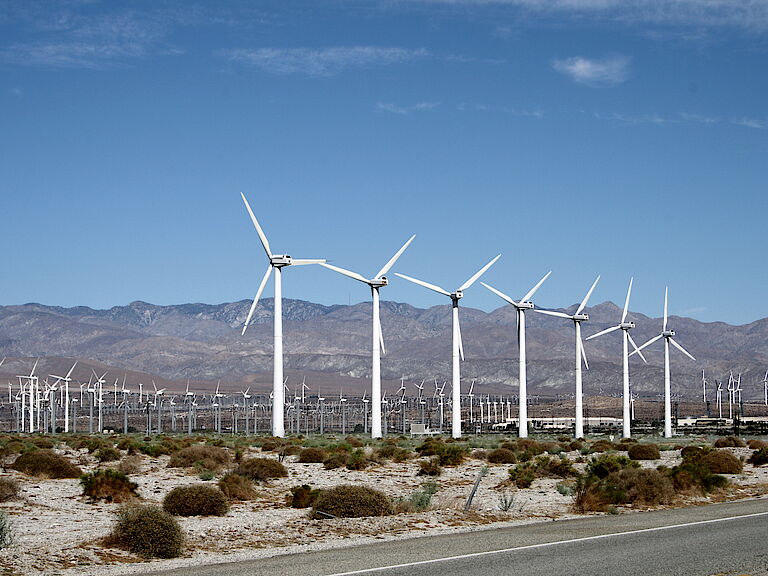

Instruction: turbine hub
[270,255,292,266]
[620,322,635,329]
[452,291,463,300]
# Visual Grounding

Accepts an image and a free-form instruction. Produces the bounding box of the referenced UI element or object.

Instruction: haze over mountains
[0,298,766,400]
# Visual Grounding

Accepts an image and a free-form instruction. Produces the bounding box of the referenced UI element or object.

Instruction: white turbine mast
[49,361,77,433]
[481,271,551,439]
[585,277,646,438]
[240,192,326,437]
[396,254,501,438]
[632,287,696,438]
[319,234,415,438]
[535,275,600,439]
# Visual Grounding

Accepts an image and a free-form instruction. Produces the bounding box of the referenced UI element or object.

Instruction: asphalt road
[146,498,768,576]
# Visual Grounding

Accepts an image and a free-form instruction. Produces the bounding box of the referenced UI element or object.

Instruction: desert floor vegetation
[0,432,765,576]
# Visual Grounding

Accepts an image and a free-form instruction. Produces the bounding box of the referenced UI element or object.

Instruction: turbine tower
[396,254,500,438]
[535,276,600,439]
[633,288,696,438]
[240,193,325,437]
[481,271,551,439]
[319,235,415,438]
[49,361,77,433]
[585,278,646,438]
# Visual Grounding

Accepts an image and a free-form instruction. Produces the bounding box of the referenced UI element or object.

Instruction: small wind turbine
[585,278,646,438]
[632,287,696,438]
[716,380,723,418]
[535,276,600,439]
[240,193,325,437]
[49,361,77,433]
[763,370,768,407]
[396,254,501,438]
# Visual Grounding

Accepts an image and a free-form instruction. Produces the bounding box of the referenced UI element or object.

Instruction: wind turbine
[481,271,551,438]
[585,278,646,438]
[632,288,696,438]
[240,192,325,437]
[319,234,415,438]
[763,370,768,407]
[396,254,501,438]
[49,361,77,433]
[535,276,600,439]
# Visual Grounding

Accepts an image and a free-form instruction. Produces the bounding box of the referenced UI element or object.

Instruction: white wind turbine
[396,254,501,438]
[481,271,551,438]
[763,371,768,406]
[534,276,600,439]
[49,361,77,433]
[240,192,326,437]
[632,288,696,438]
[319,235,415,438]
[585,278,646,438]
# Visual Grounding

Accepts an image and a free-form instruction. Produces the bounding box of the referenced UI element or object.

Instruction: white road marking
[325,511,768,576]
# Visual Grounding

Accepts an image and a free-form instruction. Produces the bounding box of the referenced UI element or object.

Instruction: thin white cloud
[377,101,441,114]
[732,117,766,129]
[223,46,428,76]
[552,55,630,86]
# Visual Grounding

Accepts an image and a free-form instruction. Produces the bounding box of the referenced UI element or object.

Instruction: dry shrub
[95,446,121,463]
[0,477,18,502]
[700,450,743,474]
[31,437,54,449]
[298,447,327,463]
[509,455,577,488]
[109,504,184,558]
[714,436,745,448]
[375,444,410,462]
[323,453,348,470]
[574,469,674,512]
[312,485,394,518]
[280,445,302,457]
[117,454,143,475]
[487,448,517,464]
[235,457,288,481]
[747,439,767,450]
[163,485,229,516]
[287,484,320,508]
[747,448,768,466]
[346,449,371,470]
[260,440,279,452]
[517,439,545,456]
[500,441,518,452]
[11,449,82,478]
[218,473,257,500]
[589,440,617,453]
[627,443,661,461]
[668,462,728,493]
[569,440,584,452]
[540,442,562,454]
[417,457,442,476]
[586,454,639,479]
[619,438,638,444]
[81,469,139,503]
[168,445,230,471]
[345,436,364,448]
[680,446,706,462]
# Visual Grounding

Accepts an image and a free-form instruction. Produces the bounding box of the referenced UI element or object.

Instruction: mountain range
[1,298,766,400]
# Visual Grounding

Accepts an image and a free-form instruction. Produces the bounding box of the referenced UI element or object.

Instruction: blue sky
[1,0,766,325]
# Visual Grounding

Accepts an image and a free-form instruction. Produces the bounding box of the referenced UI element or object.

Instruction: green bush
[95,446,122,463]
[586,454,639,479]
[0,477,18,502]
[11,449,82,478]
[417,457,442,476]
[667,461,728,493]
[235,458,288,481]
[168,445,230,471]
[509,455,577,488]
[323,453,348,470]
[680,445,706,462]
[163,485,229,516]
[81,469,139,503]
[287,484,321,508]
[346,449,370,470]
[109,504,184,558]
[589,440,618,453]
[714,436,745,448]
[487,448,517,464]
[0,510,12,549]
[627,443,661,461]
[312,485,394,518]
[298,447,327,463]
[574,468,674,512]
[748,448,768,466]
[396,481,438,513]
[218,473,257,501]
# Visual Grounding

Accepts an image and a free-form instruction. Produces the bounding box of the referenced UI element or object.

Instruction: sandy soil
[1,441,766,576]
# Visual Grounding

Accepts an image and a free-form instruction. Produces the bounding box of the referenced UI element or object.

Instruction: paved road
[147,498,768,576]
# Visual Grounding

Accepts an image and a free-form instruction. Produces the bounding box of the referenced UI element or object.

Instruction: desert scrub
[487,448,517,464]
[95,446,121,463]
[168,445,230,471]
[508,455,577,488]
[396,481,439,513]
[586,454,640,479]
[81,469,139,503]
[117,454,143,475]
[218,473,257,501]
[297,447,327,463]
[627,443,661,461]
[0,477,18,502]
[748,447,768,466]
[417,457,442,476]
[0,510,12,549]
[699,450,743,474]
[287,484,321,508]
[11,449,82,478]
[323,453,348,470]
[312,485,394,518]
[108,504,184,558]
[574,468,675,512]
[667,461,728,493]
[163,484,229,516]
[589,440,618,453]
[374,444,411,462]
[235,457,288,481]
[747,439,767,450]
[346,449,371,470]
[713,436,745,448]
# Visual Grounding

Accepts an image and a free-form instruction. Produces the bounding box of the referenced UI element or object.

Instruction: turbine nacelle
[517,301,535,310]
[451,291,464,300]
[270,255,292,266]
[573,314,589,322]
[663,330,675,337]
[370,277,388,288]
[620,322,635,330]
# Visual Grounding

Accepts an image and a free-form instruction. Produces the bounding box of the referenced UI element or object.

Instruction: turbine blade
[240,193,272,258]
[576,275,601,315]
[585,324,621,341]
[458,254,501,291]
[521,271,551,303]
[534,309,572,319]
[670,338,696,361]
[65,361,78,379]
[457,313,465,362]
[378,313,386,356]
[320,263,369,284]
[481,282,518,307]
[627,333,647,363]
[631,333,663,355]
[580,338,589,370]
[394,273,451,297]
[375,234,416,279]
[290,259,326,265]
[242,265,273,335]
[622,277,633,323]
[663,286,669,332]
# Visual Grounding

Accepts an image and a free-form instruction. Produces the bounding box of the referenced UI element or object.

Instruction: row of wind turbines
[238,193,700,440]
